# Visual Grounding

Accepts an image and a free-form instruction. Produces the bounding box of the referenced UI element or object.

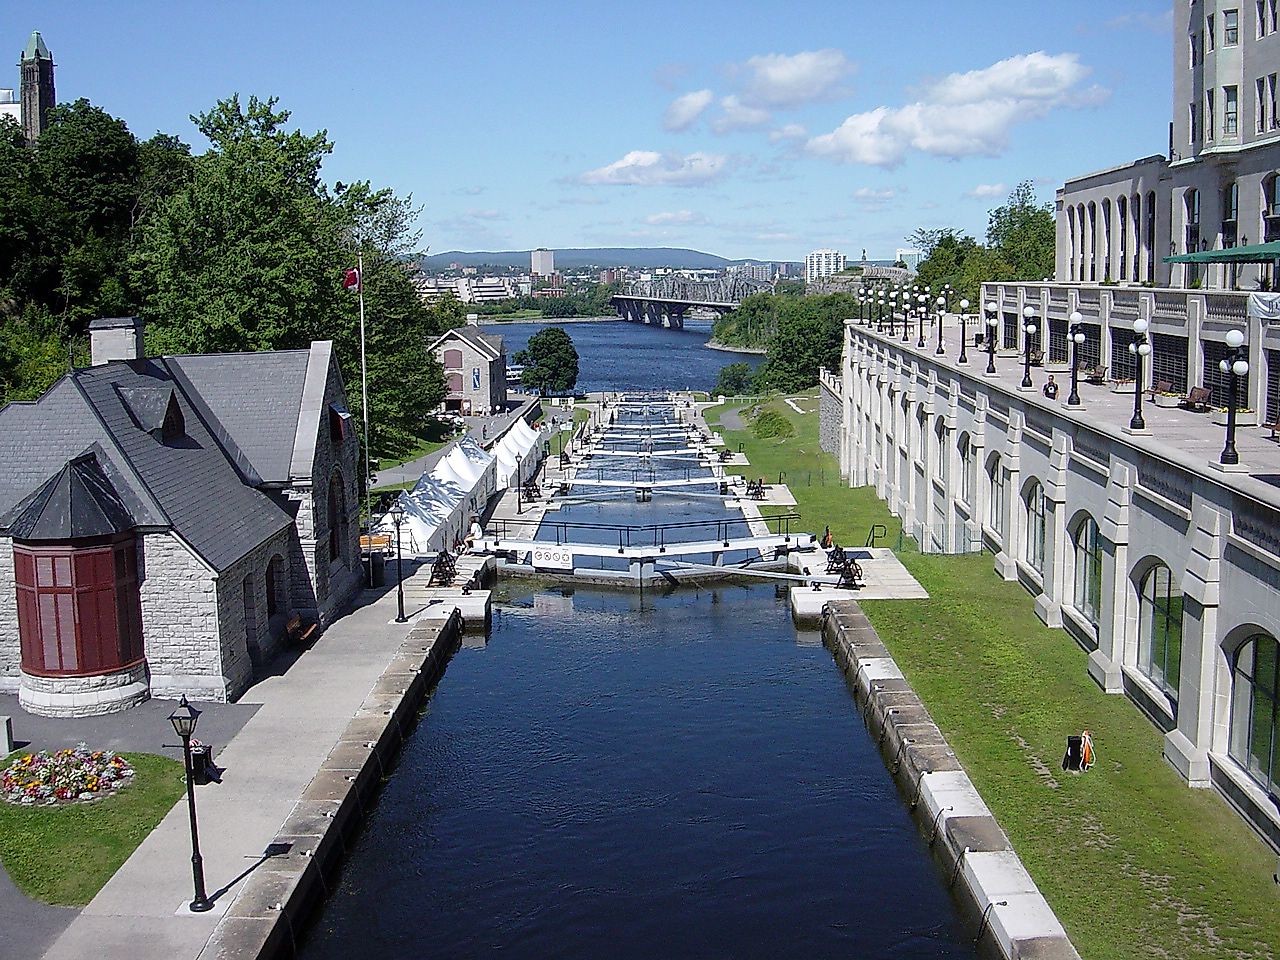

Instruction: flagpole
[357,243,371,531]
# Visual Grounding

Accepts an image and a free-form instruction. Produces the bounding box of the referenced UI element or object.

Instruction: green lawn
[709,395,1280,960]
[376,434,449,472]
[0,752,185,906]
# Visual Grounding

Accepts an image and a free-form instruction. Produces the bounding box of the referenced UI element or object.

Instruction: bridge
[611,275,772,328]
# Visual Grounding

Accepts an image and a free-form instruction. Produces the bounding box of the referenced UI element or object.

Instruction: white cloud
[580,150,730,186]
[807,52,1102,168]
[645,209,703,225]
[852,187,896,203]
[711,95,772,134]
[768,123,807,143]
[967,183,1007,198]
[737,49,853,107]
[465,208,502,220]
[664,89,714,131]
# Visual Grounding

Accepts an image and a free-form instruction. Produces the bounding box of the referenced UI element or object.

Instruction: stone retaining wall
[196,611,465,960]
[822,599,1081,960]
[819,374,841,457]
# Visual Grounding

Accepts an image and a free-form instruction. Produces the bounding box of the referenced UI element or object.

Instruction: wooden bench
[1146,379,1174,400]
[428,551,456,587]
[1181,386,1212,412]
[359,534,391,553]
[1081,365,1107,385]
[286,613,318,647]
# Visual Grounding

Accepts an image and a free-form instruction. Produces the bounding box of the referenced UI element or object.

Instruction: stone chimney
[89,317,144,366]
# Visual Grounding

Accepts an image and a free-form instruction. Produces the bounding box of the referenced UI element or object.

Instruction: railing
[484,512,804,549]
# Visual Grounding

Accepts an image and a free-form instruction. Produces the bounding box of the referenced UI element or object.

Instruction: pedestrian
[464,515,482,551]
[1042,375,1059,400]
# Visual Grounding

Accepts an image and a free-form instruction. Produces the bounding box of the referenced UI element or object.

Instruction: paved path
[39,580,425,960]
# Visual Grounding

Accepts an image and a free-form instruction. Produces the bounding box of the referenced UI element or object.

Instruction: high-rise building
[805,249,846,283]
[531,248,555,277]
[18,30,54,144]
[895,249,924,272]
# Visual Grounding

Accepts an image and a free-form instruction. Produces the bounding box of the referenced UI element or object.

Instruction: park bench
[1081,365,1107,385]
[522,479,542,500]
[428,550,456,587]
[286,613,319,648]
[1181,386,1212,412]
[1146,379,1174,400]
[1029,350,1045,366]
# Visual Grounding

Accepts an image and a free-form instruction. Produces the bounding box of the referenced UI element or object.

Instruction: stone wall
[140,531,225,700]
[0,540,17,693]
[214,526,295,701]
[819,373,842,457]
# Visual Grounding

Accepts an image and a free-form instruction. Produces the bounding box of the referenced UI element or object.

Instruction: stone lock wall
[818,371,842,457]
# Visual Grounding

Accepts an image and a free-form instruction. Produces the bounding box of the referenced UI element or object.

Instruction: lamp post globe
[1129,317,1149,430]
[985,309,999,375]
[1067,310,1085,407]
[169,696,213,913]
[515,453,524,513]
[935,296,946,354]
[958,299,971,363]
[1219,329,1249,464]
[916,294,927,347]
[1020,309,1037,389]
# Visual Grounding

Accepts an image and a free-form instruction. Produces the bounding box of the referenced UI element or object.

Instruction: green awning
[1164,241,1280,264]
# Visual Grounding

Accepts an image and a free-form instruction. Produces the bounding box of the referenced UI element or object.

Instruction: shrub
[752,409,795,439]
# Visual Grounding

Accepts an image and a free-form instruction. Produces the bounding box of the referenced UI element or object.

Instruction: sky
[2,1,1174,262]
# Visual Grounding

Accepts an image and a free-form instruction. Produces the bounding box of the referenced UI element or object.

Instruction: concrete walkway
[39,580,425,960]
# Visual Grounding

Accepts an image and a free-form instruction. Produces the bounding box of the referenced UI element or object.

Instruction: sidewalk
[39,581,425,960]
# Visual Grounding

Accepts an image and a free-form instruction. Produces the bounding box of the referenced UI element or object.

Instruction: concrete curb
[822,600,1082,960]
[195,611,465,960]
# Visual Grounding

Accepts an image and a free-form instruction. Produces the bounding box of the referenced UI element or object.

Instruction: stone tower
[19,31,54,144]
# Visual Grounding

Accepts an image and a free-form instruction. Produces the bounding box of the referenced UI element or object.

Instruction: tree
[713,362,754,396]
[986,181,1055,281]
[516,327,579,395]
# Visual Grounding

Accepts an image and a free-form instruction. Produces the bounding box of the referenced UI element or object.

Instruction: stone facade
[137,532,222,700]
[837,322,1280,849]
[306,358,362,626]
[818,368,843,461]
[0,543,17,694]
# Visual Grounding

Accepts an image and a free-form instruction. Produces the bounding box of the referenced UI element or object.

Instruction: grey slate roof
[431,326,505,360]
[4,450,136,541]
[167,351,311,484]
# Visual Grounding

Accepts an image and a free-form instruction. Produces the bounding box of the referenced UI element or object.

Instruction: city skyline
[1,0,1172,260]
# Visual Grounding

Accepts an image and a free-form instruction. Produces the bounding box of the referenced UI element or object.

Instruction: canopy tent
[492,417,543,489]
[1163,240,1280,264]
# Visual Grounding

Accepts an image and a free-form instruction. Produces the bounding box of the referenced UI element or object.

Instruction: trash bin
[369,551,386,587]
[190,744,214,785]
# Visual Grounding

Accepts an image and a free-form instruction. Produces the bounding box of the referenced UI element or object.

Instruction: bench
[521,480,542,500]
[1146,379,1174,400]
[1081,365,1107,385]
[428,550,456,587]
[1029,350,1045,367]
[359,534,391,553]
[286,613,318,647]
[1181,386,1212,412]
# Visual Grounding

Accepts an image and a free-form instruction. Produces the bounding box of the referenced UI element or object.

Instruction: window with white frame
[1207,88,1216,140]
[1225,85,1239,135]
[1024,480,1046,573]
[1225,8,1240,44]
[959,433,973,504]
[1259,77,1269,132]
[1138,564,1183,700]
[1260,0,1268,37]
[1073,517,1103,627]
[988,455,1005,536]
[1208,12,1216,49]
[1229,633,1279,796]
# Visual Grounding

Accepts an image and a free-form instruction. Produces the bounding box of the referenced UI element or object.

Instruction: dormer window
[116,384,185,443]
[329,404,352,444]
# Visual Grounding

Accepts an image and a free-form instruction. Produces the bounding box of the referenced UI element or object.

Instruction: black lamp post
[168,697,213,913]
[1067,310,1086,407]
[916,293,927,348]
[901,295,911,342]
[958,299,970,364]
[985,303,999,375]
[935,295,946,355]
[515,453,523,513]
[390,503,407,623]
[1128,318,1150,430]
[1218,328,1249,465]
[1020,305,1037,389]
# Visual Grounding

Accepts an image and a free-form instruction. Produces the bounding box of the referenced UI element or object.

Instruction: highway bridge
[611,275,772,328]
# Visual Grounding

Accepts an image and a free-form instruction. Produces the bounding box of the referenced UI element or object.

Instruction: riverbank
[706,339,767,355]
[478,315,619,325]
[708,392,1280,960]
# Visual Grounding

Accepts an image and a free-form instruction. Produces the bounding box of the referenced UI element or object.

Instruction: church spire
[18,30,54,144]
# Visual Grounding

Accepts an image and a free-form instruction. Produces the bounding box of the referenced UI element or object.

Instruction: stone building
[18,30,54,144]
[429,326,507,416]
[0,317,362,716]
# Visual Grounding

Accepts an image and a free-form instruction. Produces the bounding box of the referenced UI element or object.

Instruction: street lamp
[916,293,928,347]
[902,294,912,342]
[958,299,971,364]
[935,294,946,355]
[389,503,407,623]
[515,452,523,513]
[1067,311,1086,407]
[1219,328,1249,465]
[168,697,213,913]
[985,302,999,375]
[1127,318,1150,430]
[1021,305,1038,389]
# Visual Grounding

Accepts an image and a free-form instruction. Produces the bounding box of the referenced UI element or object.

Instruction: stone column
[1034,433,1069,628]
[1165,502,1224,786]
[993,413,1021,581]
[967,400,989,554]
[1090,461,1132,692]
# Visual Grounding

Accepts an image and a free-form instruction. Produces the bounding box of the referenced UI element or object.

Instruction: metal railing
[485,512,804,550]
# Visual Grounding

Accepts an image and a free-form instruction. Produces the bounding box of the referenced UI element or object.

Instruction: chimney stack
[89,317,144,366]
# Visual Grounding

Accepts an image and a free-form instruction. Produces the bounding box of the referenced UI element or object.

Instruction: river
[483,318,762,395]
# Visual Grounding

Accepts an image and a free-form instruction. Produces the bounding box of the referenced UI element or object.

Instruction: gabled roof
[22,31,51,62]
[4,449,136,541]
[429,325,505,361]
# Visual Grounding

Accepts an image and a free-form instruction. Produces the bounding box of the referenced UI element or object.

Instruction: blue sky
[2,1,1173,262]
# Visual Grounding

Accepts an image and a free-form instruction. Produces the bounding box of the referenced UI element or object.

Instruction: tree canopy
[515,327,579,395]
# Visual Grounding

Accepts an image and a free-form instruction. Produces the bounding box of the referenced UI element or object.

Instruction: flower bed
[2,745,134,806]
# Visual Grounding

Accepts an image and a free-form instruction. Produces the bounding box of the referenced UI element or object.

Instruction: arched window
[443,348,463,369]
[1117,195,1128,280]
[934,419,948,486]
[1087,202,1098,280]
[1073,516,1103,626]
[447,372,463,394]
[1101,198,1113,280]
[1137,563,1182,698]
[1025,480,1046,573]
[959,433,973,504]
[1229,633,1279,795]
[328,473,346,566]
[988,454,1005,535]
[1067,207,1077,281]
[1145,191,1157,280]
[1184,189,1202,287]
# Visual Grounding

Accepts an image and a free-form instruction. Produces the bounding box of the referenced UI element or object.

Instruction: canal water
[484,318,761,395]
[299,584,975,959]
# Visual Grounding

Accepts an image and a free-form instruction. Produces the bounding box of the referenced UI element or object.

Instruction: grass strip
[709,393,1280,960]
[0,752,185,906]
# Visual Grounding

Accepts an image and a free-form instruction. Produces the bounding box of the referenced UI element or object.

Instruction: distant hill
[420,247,799,272]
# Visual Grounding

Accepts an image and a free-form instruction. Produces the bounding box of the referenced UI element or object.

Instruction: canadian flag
[342,266,361,291]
